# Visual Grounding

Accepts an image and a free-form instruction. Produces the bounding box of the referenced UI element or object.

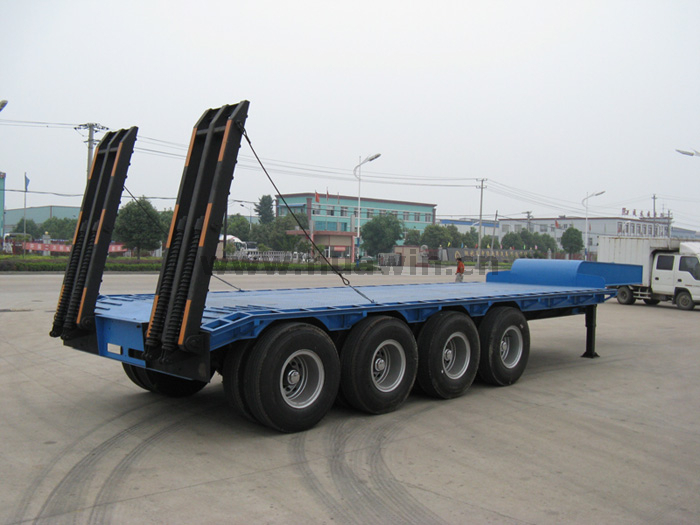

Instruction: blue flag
[24,174,30,191]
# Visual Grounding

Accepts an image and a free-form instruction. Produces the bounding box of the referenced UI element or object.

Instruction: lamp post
[582,190,605,260]
[0,100,7,112]
[676,148,700,157]
[353,153,381,263]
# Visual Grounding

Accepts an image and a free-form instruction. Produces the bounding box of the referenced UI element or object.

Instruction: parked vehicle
[49,102,641,432]
[598,236,700,310]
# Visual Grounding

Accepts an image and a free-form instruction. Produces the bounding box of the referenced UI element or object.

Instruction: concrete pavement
[1,271,699,524]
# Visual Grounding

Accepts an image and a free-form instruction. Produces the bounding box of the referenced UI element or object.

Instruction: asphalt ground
[1,269,699,524]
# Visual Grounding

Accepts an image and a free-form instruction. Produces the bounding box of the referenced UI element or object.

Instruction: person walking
[455,257,465,282]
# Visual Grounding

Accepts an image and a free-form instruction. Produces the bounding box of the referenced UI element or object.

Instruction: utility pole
[75,123,108,179]
[476,178,486,268]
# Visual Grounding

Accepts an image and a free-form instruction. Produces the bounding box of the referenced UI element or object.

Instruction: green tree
[481,235,500,249]
[361,214,403,256]
[501,232,523,250]
[533,232,558,255]
[561,227,584,255]
[41,217,78,241]
[463,227,478,249]
[226,214,251,241]
[404,229,421,246]
[12,218,43,240]
[420,224,449,249]
[268,213,310,251]
[114,197,163,259]
[255,195,275,225]
[520,229,535,249]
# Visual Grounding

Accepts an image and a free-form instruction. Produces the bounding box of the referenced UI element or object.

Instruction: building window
[414,212,420,221]
[425,213,432,222]
[403,211,410,220]
[327,206,334,216]
[502,224,510,233]
[366,208,374,218]
[540,225,548,233]
[340,207,348,217]
[515,224,522,232]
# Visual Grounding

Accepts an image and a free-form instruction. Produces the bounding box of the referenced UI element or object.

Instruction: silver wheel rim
[280,350,324,409]
[442,332,470,379]
[371,339,406,392]
[500,326,523,369]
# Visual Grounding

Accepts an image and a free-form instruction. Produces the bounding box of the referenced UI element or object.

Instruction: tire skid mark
[289,430,360,525]
[364,408,447,524]
[329,405,447,525]
[32,408,171,524]
[87,417,188,525]
[9,400,161,525]
[327,418,395,523]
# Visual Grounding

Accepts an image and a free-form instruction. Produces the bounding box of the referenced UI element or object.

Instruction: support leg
[581,305,599,358]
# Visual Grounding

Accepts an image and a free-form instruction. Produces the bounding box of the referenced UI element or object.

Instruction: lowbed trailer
[50,102,641,432]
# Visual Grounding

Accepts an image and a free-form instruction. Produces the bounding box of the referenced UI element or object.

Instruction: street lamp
[0,100,7,112]
[582,190,605,260]
[676,148,700,157]
[353,153,381,263]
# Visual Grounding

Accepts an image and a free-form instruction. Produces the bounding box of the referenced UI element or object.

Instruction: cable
[239,124,375,305]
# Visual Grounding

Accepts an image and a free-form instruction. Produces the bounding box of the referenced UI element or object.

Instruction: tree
[533,232,557,255]
[501,232,523,250]
[41,217,78,241]
[420,224,449,249]
[481,235,500,249]
[361,214,403,256]
[444,224,462,248]
[255,195,275,225]
[226,214,251,241]
[12,218,42,240]
[463,227,478,249]
[404,229,421,246]
[561,227,584,255]
[114,197,163,259]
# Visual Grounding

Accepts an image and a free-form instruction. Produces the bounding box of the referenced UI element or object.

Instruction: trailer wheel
[676,291,695,311]
[122,363,149,390]
[477,307,530,386]
[244,323,340,433]
[222,341,256,422]
[416,311,480,399]
[340,316,418,414]
[616,286,635,305]
[122,363,208,397]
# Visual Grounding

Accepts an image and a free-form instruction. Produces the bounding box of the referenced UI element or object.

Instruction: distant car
[360,256,375,263]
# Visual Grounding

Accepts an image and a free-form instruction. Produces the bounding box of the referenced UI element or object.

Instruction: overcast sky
[2,1,699,230]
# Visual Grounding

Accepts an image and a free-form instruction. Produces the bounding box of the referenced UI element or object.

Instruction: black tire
[676,291,695,311]
[122,362,208,397]
[222,341,256,422]
[477,307,530,386]
[416,311,480,399]
[643,298,660,306]
[617,286,635,305]
[243,323,340,433]
[340,316,418,414]
[122,363,150,391]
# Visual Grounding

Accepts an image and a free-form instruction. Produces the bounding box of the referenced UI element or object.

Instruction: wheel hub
[374,357,386,372]
[443,348,454,364]
[287,369,301,386]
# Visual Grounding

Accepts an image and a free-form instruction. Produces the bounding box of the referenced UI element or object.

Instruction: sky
[1,0,699,231]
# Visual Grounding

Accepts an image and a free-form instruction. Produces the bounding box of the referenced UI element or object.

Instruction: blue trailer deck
[90,259,640,367]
